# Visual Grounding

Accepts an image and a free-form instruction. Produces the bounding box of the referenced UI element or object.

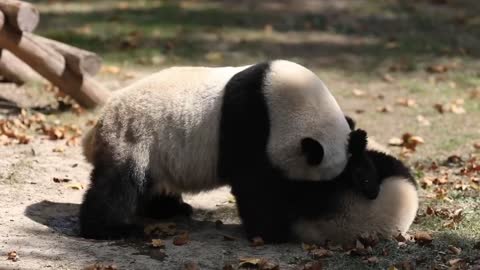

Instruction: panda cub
[292,148,418,244]
[80,60,354,239]
[235,128,418,244]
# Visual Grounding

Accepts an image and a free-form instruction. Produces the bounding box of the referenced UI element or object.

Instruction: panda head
[346,129,380,199]
[265,60,352,182]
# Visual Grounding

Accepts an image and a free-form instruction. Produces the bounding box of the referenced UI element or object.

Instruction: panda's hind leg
[79,159,144,240]
[140,193,193,219]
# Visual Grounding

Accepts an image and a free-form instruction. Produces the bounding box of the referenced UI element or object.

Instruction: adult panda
[80,60,352,239]
[240,129,419,244]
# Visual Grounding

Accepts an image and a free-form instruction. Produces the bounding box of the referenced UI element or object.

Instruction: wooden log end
[0,0,40,32]
[0,10,4,29]
[81,54,102,76]
[16,3,39,32]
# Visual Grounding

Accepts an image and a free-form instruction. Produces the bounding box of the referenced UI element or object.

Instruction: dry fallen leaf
[448,258,464,267]
[474,142,480,150]
[395,97,416,107]
[250,236,265,247]
[52,146,65,153]
[221,234,237,241]
[348,240,371,256]
[364,256,379,264]
[264,24,274,35]
[402,133,424,151]
[66,136,80,146]
[471,88,480,99]
[416,115,431,126]
[301,261,323,270]
[301,243,318,251]
[83,263,118,270]
[352,89,366,97]
[7,251,19,262]
[67,183,84,190]
[173,231,189,246]
[102,65,121,74]
[310,247,334,258]
[414,231,433,245]
[150,239,165,248]
[385,41,399,49]
[359,232,379,247]
[432,176,448,185]
[53,177,71,183]
[205,52,223,62]
[434,101,466,114]
[394,232,412,243]
[392,260,416,270]
[448,245,462,255]
[382,73,394,82]
[377,105,393,113]
[451,104,466,114]
[182,261,200,270]
[223,263,235,270]
[426,64,448,73]
[238,257,279,270]
[144,222,177,237]
[239,258,262,267]
[388,137,404,146]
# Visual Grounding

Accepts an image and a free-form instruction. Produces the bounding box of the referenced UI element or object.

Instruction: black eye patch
[301,137,324,166]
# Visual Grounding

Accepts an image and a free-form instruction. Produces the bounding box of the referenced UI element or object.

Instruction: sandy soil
[0,139,312,270]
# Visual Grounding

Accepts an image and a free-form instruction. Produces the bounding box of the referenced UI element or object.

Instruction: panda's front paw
[141,195,193,219]
[178,202,193,216]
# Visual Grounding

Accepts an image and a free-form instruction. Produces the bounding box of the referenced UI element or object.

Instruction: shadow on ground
[25,200,243,239]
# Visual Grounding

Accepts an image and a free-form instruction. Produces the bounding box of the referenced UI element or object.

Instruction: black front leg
[230,179,291,243]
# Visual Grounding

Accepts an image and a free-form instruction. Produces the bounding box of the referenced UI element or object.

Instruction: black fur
[218,62,272,177]
[80,148,192,239]
[79,157,144,239]
[301,137,325,166]
[347,129,379,199]
[345,115,356,130]
[218,62,291,241]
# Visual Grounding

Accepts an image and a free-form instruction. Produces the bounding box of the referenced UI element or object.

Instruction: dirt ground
[0,138,318,270]
[1,0,480,269]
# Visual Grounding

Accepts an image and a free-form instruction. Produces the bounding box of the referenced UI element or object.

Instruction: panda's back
[96,66,247,193]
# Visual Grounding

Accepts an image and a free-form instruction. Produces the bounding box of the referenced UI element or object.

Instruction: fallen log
[0,49,44,84]
[29,34,102,76]
[0,17,110,108]
[0,9,4,29]
[0,0,39,32]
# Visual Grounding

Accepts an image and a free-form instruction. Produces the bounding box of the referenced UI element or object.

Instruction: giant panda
[236,128,418,244]
[292,149,418,244]
[80,60,353,239]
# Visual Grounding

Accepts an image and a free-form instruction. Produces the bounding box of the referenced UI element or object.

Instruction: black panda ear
[301,137,324,166]
[345,115,356,131]
[348,129,368,156]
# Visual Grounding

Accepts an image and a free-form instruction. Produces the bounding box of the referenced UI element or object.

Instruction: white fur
[292,176,418,244]
[265,60,350,181]
[91,66,245,194]
[83,60,350,195]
